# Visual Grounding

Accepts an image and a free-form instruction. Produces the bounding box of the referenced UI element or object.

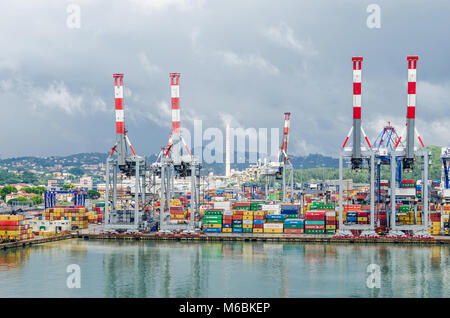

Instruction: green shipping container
[284,224,304,229]
[205,210,223,215]
[202,219,222,224]
[203,215,223,220]
[325,229,336,234]
[305,229,325,234]
[243,228,253,233]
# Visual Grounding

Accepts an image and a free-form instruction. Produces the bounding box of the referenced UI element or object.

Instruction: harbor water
[0,239,449,297]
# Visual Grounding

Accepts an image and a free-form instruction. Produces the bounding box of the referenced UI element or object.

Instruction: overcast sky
[0,0,449,159]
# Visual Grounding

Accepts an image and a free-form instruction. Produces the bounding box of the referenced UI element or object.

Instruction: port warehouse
[2,55,450,246]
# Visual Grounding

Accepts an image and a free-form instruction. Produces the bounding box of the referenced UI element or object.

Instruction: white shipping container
[214,197,225,202]
[214,201,231,209]
[260,204,281,212]
[325,211,336,217]
[263,223,284,229]
[243,220,253,225]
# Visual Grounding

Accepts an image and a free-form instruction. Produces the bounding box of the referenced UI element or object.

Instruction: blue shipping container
[204,228,222,233]
[284,219,304,225]
[266,215,286,219]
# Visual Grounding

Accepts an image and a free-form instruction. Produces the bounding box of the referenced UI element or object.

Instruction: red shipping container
[284,229,303,234]
[305,225,325,230]
[232,215,243,220]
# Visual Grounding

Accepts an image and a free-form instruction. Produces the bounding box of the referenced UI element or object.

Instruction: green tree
[31,194,44,205]
[62,184,74,191]
[21,171,38,184]
[7,196,30,205]
[1,185,18,201]
[69,167,84,176]
[23,186,46,195]
[87,190,100,200]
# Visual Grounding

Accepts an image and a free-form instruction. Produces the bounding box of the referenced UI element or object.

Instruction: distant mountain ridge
[0,152,338,175]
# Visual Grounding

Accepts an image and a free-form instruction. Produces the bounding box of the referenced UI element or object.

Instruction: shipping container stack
[92,203,105,223]
[346,212,357,224]
[400,180,415,188]
[357,210,369,225]
[222,210,233,233]
[375,203,387,234]
[44,206,88,230]
[242,211,253,233]
[232,210,243,233]
[304,211,325,234]
[202,209,223,233]
[0,215,33,242]
[253,211,264,233]
[325,211,336,234]
[280,205,299,219]
[170,206,187,222]
[443,204,450,236]
[428,212,441,236]
[283,219,304,234]
[264,214,285,233]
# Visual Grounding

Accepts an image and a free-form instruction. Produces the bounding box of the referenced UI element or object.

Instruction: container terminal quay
[2,56,450,250]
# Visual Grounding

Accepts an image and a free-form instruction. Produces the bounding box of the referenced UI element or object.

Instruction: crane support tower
[104,73,148,233]
[156,73,202,234]
[387,56,431,238]
[261,112,294,203]
[336,57,379,238]
[441,146,450,201]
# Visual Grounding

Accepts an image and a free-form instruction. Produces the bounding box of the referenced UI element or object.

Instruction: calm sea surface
[0,239,449,297]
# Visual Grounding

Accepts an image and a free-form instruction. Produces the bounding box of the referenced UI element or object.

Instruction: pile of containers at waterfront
[42,206,89,230]
[201,201,306,234]
[0,215,34,242]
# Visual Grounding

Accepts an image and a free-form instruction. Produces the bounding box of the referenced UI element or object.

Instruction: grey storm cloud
[0,0,449,158]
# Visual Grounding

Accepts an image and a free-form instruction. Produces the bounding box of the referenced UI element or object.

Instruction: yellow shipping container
[254,211,265,216]
[253,228,263,233]
[243,216,253,221]
[263,228,283,233]
[222,228,232,233]
[170,214,186,219]
[326,225,336,230]
[243,224,252,229]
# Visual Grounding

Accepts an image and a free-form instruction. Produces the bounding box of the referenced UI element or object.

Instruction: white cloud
[218,112,243,128]
[216,50,280,75]
[138,52,161,77]
[263,22,317,56]
[0,58,19,72]
[291,139,322,156]
[129,0,205,13]
[0,79,13,91]
[418,80,450,113]
[91,97,108,113]
[33,81,84,115]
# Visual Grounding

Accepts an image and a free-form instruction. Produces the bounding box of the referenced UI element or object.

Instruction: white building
[80,176,93,190]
